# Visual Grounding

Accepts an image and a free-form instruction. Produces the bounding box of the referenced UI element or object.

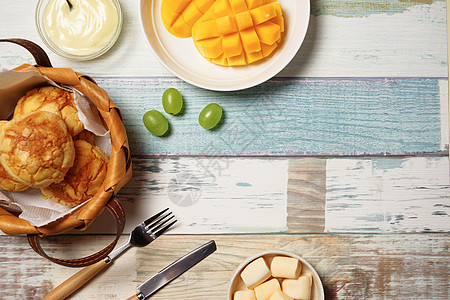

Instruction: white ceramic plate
[139,0,310,91]
[227,250,325,300]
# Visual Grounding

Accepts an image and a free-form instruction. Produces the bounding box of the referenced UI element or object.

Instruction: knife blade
[127,240,217,300]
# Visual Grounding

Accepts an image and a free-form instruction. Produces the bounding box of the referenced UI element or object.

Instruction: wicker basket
[0,39,132,267]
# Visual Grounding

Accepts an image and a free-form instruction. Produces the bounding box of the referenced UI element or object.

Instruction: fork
[43,208,177,300]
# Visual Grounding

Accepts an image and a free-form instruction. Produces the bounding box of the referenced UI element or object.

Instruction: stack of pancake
[0,86,108,207]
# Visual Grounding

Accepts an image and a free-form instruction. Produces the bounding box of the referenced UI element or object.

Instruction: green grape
[143,110,169,136]
[162,88,183,115]
[198,103,222,129]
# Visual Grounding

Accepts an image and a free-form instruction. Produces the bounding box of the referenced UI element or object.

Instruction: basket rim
[0,64,132,236]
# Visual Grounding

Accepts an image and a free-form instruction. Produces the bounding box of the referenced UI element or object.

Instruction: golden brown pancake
[0,111,75,188]
[14,86,84,136]
[0,120,28,192]
[41,140,108,207]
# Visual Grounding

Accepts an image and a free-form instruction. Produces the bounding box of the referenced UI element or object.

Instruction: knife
[127,240,217,300]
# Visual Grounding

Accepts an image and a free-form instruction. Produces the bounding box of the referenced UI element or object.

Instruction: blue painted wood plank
[97,77,444,156]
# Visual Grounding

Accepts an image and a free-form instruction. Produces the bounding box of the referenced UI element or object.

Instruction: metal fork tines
[143,208,176,237]
[108,208,177,262]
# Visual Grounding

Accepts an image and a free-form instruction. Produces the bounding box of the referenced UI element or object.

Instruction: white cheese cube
[269,289,293,300]
[270,256,302,279]
[254,278,280,300]
[240,257,272,289]
[282,274,312,300]
[234,290,257,300]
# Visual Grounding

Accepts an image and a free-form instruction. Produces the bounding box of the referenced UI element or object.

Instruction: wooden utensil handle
[126,295,140,300]
[42,259,109,300]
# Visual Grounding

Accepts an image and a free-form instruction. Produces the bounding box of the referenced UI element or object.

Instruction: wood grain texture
[0,1,447,77]
[439,80,449,150]
[325,157,450,232]
[98,77,445,156]
[288,159,326,233]
[0,234,448,299]
[81,157,289,234]
[66,156,449,235]
[310,0,439,17]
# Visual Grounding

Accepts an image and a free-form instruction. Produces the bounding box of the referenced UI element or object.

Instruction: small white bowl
[35,0,123,61]
[228,250,325,300]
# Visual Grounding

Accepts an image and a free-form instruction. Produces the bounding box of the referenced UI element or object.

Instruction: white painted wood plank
[0,1,447,77]
[84,157,289,234]
[281,0,448,78]
[325,157,450,233]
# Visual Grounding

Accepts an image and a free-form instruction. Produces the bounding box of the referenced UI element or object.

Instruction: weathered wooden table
[0,0,449,299]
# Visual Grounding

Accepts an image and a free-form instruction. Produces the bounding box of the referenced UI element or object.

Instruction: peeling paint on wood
[84,157,288,234]
[0,1,447,77]
[325,157,450,232]
[73,157,449,235]
[310,0,440,17]
[97,77,445,156]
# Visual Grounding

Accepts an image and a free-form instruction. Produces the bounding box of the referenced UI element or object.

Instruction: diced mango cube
[170,0,191,13]
[271,2,282,17]
[255,22,280,45]
[182,3,204,26]
[161,3,180,29]
[217,16,238,36]
[270,16,284,32]
[213,0,231,17]
[197,0,216,12]
[210,54,228,65]
[235,11,253,31]
[171,17,192,38]
[195,37,223,58]
[161,0,216,38]
[240,28,261,53]
[200,37,223,58]
[260,42,278,57]
[229,0,248,13]
[245,50,263,64]
[193,20,219,40]
[250,3,277,25]
[245,0,264,9]
[222,32,242,57]
[228,52,247,66]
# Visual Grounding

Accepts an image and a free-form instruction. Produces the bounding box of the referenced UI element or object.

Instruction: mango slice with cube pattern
[161,0,216,38]
[192,0,284,66]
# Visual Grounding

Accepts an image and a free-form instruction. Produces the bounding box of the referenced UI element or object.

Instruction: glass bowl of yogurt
[36,0,122,60]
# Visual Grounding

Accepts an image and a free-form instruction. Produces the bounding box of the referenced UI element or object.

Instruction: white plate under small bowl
[228,250,325,300]
[139,0,310,91]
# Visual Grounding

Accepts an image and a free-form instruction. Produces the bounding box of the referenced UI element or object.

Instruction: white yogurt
[43,0,119,56]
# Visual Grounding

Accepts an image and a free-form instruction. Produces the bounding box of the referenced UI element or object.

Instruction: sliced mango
[192,0,284,66]
[161,0,216,38]
[254,22,280,45]
[222,32,242,57]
